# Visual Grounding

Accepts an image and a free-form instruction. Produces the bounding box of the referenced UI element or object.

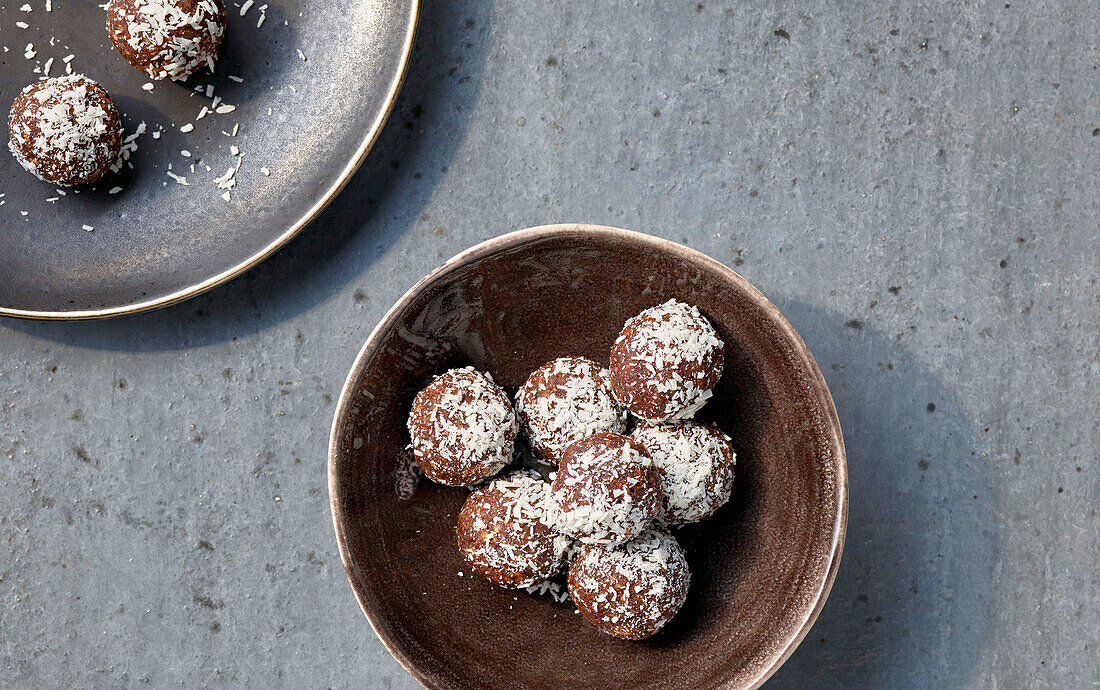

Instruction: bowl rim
[327,223,849,690]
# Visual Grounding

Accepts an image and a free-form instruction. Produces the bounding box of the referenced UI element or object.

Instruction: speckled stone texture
[1,0,1097,687]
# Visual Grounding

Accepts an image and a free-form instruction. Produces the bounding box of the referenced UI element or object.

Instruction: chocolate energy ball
[632,420,736,524]
[568,526,690,640]
[407,367,518,487]
[515,357,628,465]
[609,299,724,423]
[8,75,122,186]
[106,0,227,81]
[547,432,662,545]
[456,471,570,588]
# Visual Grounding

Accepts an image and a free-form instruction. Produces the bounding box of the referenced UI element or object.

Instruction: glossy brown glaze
[329,224,848,689]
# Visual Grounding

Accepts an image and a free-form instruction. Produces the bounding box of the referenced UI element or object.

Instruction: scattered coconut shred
[526,579,571,604]
[2,0,296,226]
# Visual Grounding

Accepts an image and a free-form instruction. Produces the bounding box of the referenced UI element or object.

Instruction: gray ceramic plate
[0,0,417,319]
[329,225,848,689]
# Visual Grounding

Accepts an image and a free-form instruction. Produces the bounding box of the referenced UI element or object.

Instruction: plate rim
[0,0,420,321]
[327,223,849,690]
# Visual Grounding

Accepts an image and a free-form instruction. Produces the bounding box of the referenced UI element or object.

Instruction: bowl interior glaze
[329,225,847,689]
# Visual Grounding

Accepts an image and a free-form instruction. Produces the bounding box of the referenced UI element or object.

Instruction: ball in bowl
[456,471,569,589]
[547,432,662,546]
[568,525,691,640]
[610,299,724,423]
[407,367,518,487]
[632,420,736,525]
[515,356,628,465]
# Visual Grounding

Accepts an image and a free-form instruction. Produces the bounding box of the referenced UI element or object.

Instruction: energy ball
[547,432,662,545]
[106,0,227,81]
[568,526,690,640]
[407,367,518,487]
[456,471,570,588]
[610,299,724,423]
[515,357,628,465]
[632,420,736,524]
[8,75,122,186]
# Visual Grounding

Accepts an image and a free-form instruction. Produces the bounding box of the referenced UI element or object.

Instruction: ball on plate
[8,75,122,186]
[632,420,736,524]
[547,432,662,545]
[515,356,628,465]
[106,0,227,81]
[609,299,724,423]
[568,526,690,640]
[407,367,518,486]
[456,471,570,588]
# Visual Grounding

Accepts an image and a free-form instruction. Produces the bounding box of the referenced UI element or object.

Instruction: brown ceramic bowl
[328,224,847,689]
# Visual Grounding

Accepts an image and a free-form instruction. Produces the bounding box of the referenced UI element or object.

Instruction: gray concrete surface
[2,0,1098,687]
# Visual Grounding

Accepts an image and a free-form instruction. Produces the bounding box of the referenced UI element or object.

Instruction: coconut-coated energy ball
[632,420,736,524]
[407,367,518,486]
[610,299,724,423]
[456,471,570,588]
[568,526,690,640]
[547,432,662,546]
[515,357,628,465]
[8,75,122,186]
[106,0,227,81]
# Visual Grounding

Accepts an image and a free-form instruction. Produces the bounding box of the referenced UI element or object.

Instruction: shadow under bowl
[328,224,847,689]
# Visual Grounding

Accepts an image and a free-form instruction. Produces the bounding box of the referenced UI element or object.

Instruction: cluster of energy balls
[406,299,737,640]
[8,0,227,185]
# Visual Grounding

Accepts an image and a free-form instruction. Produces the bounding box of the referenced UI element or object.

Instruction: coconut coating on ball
[407,367,518,486]
[515,357,628,465]
[632,420,736,524]
[610,299,724,423]
[547,432,662,545]
[568,526,690,640]
[456,471,570,588]
[106,0,227,81]
[8,76,122,186]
